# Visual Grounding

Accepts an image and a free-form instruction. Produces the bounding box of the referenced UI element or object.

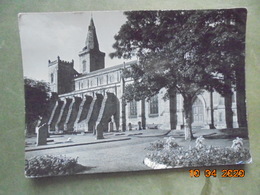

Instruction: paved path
[25,129,170,151]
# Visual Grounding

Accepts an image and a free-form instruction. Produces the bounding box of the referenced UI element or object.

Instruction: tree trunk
[183,95,195,141]
[121,76,126,132]
[236,67,247,128]
[169,88,177,130]
[209,89,215,129]
[121,100,126,131]
[141,99,146,129]
[224,77,233,128]
[224,94,233,128]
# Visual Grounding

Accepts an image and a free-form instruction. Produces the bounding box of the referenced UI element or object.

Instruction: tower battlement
[48,56,74,67]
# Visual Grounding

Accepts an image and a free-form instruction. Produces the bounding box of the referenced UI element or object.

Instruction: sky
[19,11,133,82]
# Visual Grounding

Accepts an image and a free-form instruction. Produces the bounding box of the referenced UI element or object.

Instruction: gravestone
[96,124,104,139]
[138,121,142,130]
[128,123,132,131]
[36,125,48,146]
[109,121,114,132]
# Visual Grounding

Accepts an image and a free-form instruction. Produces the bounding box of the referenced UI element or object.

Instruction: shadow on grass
[203,128,249,139]
[74,164,96,173]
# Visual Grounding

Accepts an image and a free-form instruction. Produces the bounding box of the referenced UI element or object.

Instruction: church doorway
[192,98,204,127]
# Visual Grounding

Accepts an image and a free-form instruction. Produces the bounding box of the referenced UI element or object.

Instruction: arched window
[110,74,114,83]
[117,71,120,81]
[129,100,137,117]
[51,73,54,83]
[82,60,86,72]
[149,95,158,115]
[99,77,103,85]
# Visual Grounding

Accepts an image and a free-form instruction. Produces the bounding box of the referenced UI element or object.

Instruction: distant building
[47,18,239,133]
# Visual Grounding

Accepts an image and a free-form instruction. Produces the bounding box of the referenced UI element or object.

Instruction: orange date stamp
[189,169,245,178]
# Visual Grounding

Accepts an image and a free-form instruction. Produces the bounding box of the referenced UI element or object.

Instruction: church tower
[48,56,78,95]
[79,17,105,74]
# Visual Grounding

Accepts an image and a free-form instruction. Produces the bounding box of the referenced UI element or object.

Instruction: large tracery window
[192,98,204,122]
[149,95,158,115]
[219,112,223,122]
[129,100,137,117]
[219,96,224,105]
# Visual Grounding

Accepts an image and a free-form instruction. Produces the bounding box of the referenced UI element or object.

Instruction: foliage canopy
[24,78,50,133]
[110,9,246,139]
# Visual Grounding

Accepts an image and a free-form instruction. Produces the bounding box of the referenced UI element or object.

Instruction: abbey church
[46,18,241,135]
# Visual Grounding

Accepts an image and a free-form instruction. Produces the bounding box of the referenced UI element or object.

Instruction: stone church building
[46,18,239,134]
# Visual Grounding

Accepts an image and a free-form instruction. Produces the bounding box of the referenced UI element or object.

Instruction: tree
[200,9,247,128]
[111,9,246,140]
[173,8,247,129]
[24,78,51,134]
[121,38,227,140]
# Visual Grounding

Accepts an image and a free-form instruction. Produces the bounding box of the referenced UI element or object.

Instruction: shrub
[164,137,180,150]
[146,137,251,168]
[25,155,79,177]
[231,137,244,152]
[146,136,179,151]
[195,136,205,149]
[146,139,165,151]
